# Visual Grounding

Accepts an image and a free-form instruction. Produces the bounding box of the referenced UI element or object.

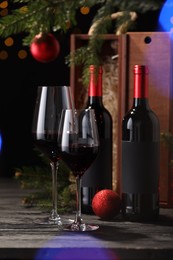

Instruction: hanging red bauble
[30,33,60,63]
[92,189,121,220]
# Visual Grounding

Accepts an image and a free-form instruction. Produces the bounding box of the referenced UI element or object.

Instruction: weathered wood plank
[0,178,173,259]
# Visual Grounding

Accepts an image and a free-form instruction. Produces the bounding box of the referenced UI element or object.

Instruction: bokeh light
[80,6,90,15]
[0,133,2,154]
[0,50,8,60]
[159,0,173,31]
[0,1,8,9]
[18,49,28,59]
[0,8,8,16]
[19,6,28,13]
[4,37,14,47]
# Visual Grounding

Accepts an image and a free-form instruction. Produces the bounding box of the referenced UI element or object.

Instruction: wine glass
[58,108,100,231]
[32,85,74,226]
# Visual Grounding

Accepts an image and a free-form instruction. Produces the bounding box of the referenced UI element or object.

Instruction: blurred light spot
[80,6,90,15]
[0,133,2,153]
[0,50,8,60]
[19,6,28,13]
[35,248,119,260]
[18,49,28,59]
[0,1,8,9]
[0,8,8,16]
[4,37,14,47]
[34,234,120,260]
[159,0,173,31]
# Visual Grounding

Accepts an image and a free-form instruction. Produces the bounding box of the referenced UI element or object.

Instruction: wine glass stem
[75,175,83,224]
[50,161,60,220]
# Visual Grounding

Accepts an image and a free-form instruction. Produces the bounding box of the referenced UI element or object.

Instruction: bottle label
[122,141,160,193]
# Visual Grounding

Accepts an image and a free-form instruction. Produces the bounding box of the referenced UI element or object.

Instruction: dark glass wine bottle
[81,65,112,214]
[121,64,160,222]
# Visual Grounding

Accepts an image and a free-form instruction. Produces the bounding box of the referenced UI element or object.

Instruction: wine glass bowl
[32,85,74,226]
[58,108,100,231]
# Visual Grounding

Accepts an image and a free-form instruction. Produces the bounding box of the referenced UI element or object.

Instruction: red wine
[59,145,99,177]
[81,65,112,214]
[33,133,59,163]
[121,65,160,222]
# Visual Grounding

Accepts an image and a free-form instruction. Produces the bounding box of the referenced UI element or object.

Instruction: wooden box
[120,32,173,207]
[70,33,173,208]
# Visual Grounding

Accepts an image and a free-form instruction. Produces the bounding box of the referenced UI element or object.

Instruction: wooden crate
[119,32,173,208]
[70,33,173,208]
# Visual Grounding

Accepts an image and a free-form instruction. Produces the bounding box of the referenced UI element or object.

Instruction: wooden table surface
[0,178,173,260]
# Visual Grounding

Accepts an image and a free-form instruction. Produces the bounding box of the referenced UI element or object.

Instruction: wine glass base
[63,222,99,232]
[34,216,73,226]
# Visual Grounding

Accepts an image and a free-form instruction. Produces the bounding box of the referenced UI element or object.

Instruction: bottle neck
[133,98,149,107]
[88,65,103,105]
[133,65,149,108]
[87,96,103,106]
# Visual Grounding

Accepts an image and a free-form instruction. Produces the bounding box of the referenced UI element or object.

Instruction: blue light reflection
[0,132,2,153]
[34,233,120,260]
[159,0,173,31]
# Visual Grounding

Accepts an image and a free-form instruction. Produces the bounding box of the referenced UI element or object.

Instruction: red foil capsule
[134,65,149,98]
[88,65,102,96]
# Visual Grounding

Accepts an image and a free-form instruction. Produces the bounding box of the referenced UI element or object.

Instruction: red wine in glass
[33,137,59,162]
[32,85,74,226]
[60,145,98,177]
[58,108,100,231]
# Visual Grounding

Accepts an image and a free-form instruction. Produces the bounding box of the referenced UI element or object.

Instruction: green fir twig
[15,148,76,213]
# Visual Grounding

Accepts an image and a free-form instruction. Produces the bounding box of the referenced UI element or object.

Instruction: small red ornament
[30,33,60,63]
[92,189,121,220]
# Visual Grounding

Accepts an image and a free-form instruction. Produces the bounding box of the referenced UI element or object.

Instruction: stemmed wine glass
[58,108,100,231]
[32,85,74,226]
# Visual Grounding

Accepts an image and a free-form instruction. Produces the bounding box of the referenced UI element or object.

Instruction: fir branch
[0,0,164,41]
[0,0,103,40]
[0,2,50,37]
[0,0,165,84]
[14,148,75,212]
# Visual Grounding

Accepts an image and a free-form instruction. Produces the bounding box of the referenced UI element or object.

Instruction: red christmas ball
[92,189,121,220]
[30,33,60,63]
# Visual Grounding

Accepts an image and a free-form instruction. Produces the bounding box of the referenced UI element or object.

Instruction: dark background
[0,6,163,178]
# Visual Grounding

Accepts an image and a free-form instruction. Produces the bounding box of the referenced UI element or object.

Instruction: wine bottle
[121,64,160,222]
[81,65,112,214]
